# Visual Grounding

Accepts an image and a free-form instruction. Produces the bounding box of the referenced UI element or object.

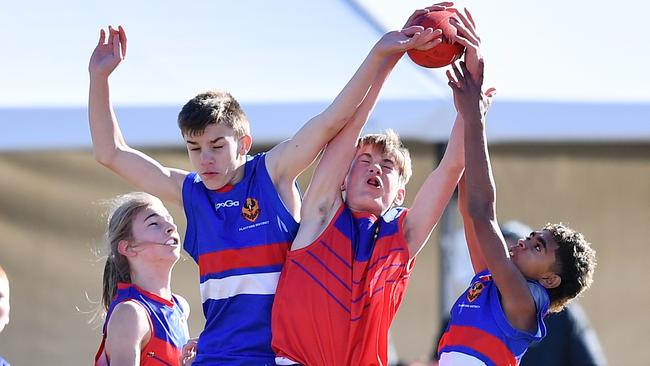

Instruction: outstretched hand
[88,25,127,78]
[447,60,495,120]
[372,2,464,57]
[373,26,443,56]
[402,2,455,29]
[449,8,482,82]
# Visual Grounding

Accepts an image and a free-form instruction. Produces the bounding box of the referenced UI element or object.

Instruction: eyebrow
[144,213,160,222]
[186,137,225,145]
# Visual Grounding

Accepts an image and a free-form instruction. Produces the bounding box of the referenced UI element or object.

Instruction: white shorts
[439,351,487,366]
[275,356,301,365]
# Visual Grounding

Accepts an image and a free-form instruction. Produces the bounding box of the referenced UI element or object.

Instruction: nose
[517,239,526,249]
[368,163,381,174]
[165,221,177,235]
[200,151,213,165]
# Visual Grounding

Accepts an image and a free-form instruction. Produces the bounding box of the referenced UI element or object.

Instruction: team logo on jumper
[467,281,484,302]
[242,198,260,222]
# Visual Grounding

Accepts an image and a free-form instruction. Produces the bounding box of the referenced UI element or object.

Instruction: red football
[407,10,466,68]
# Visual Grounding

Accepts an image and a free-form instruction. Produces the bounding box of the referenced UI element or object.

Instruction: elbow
[447,159,465,177]
[317,113,349,142]
[93,147,118,168]
[438,156,465,180]
[334,98,364,126]
[439,145,465,174]
[331,113,355,134]
[466,199,495,221]
[324,104,357,130]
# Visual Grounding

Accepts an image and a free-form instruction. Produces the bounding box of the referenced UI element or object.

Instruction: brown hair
[100,192,159,312]
[177,90,250,138]
[357,129,412,185]
[544,223,596,313]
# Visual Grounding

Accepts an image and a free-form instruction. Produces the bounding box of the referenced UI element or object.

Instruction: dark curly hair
[543,223,596,313]
[178,90,250,138]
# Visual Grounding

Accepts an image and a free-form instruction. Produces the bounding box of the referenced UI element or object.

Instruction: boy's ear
[341,175,350,192]
[393,186,406,206]
[539,272,561,289]
[239,135,252,156]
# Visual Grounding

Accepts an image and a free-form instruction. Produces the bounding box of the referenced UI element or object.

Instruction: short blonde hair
[357,129,412,185]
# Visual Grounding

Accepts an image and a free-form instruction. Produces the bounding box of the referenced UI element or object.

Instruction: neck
[227,155,248,185]
[346,202,384,218]
[344,196,392,218]
[130,264,173,300]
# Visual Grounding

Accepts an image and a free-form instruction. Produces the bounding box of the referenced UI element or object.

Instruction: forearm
[463,112,496,219]
[321,47,402,129]
[348,53,400,126]
[301,107,365,216]
[88,75,126,166]
[267,50,401,182]
[305,55,397,204]
[437,114,466,179]
[402,113,465,257]
[463,113,511,267]
[337,54,397,160]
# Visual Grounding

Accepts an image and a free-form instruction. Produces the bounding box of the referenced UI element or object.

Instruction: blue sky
[1,0,647,108]
[360,0,650,103]
[1,0,648,150]
[0,0,445,107]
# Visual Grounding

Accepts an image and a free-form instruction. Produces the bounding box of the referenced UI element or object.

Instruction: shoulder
[182,172,203,195]
[264,141,297,182]
[264,140,286,165]
[247,151,265,166]
[382,207,409,244]
[106,300,151,337]
[104,300,152,363]
[242,152,269,178]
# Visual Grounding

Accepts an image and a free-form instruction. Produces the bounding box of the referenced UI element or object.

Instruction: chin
[349,199,383,216]
[203,179,226,190]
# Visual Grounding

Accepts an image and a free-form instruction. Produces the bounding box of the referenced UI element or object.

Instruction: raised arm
[457,174,487,273]
[88,26,186,205]
[406,89,494,264]
[290,49,406,250]
[402,6,490,259]
[265,7,445,187]
[403,112,464,259]
[453,60,538,332]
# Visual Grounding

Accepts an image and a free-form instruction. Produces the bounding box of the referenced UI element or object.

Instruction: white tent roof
[1,0,454,151]
[1,0,648,151]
